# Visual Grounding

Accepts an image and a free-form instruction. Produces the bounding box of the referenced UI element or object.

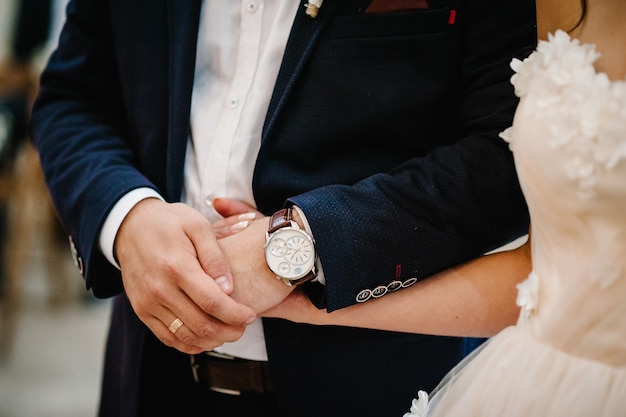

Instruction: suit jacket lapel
[165,0,202,200]
[262,0,340,139]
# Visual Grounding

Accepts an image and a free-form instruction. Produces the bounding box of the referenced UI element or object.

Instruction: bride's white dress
[405,30,626,417]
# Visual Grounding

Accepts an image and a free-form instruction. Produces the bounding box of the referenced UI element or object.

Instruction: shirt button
[246,1,258,13]
[229,97,239,109]
[205,194,217,207]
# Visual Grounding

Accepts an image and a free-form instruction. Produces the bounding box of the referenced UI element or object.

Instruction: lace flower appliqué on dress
[403,390,429,417]
[501,30,626,198]
[516,270,539,318]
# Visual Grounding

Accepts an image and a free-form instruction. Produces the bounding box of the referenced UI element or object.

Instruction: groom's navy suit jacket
[31,0,535,416]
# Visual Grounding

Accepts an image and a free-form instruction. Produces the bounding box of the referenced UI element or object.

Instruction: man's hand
[115,198,257,354]
[218,216,295,314]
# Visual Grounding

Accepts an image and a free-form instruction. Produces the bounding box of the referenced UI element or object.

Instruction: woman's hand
[263,289,326,324]
[210,197,263,239]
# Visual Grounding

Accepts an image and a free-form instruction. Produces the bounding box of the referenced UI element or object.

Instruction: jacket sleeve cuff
[291,205,326,285]
[98,188,164,269]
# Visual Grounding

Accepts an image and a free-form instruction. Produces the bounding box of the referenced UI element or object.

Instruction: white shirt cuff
[292,205,325,285]
[98,188,164,269]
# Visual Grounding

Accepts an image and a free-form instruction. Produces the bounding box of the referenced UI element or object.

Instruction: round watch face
[265,227,315,280]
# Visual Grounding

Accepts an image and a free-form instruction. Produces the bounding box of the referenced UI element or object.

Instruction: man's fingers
[179,271,257,326]
[143,284,253,353]
[143,315,205,354]
[163,313,247,353]
[184,214,237,294]
[152,254,257,328]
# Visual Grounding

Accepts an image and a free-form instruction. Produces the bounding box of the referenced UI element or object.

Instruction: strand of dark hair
[570,0,588,32]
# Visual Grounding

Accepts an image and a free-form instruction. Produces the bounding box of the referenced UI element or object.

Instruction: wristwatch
[265,208,317,286]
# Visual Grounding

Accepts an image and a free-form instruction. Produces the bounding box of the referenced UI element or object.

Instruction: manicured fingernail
[215,276,231,292]
[230,221,249,231]
[246,316,257,325]
[238,212,257,220]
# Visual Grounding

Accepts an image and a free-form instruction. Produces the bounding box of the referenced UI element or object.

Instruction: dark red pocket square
[365,0,429,14]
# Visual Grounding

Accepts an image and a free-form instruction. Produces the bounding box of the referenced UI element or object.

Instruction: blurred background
[0,1,111,416]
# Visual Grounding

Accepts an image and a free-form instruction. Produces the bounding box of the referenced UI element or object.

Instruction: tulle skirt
[418,326,626,417]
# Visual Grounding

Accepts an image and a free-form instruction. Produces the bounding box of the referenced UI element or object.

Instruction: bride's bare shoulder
[535,0,583,40]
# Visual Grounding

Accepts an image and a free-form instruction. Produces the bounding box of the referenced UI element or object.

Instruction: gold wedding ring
[168,318,184,334]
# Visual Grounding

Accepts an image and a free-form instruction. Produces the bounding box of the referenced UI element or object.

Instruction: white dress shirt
[99,0,300,361]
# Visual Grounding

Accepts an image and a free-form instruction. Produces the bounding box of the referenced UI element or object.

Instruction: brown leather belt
[190,351,273,395]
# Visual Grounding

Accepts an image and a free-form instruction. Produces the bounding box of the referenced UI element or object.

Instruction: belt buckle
[190,352,242,396]
[209,386,242,396]
[190,354,201,383]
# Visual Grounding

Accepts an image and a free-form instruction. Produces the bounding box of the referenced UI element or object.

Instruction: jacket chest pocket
[328,6,453,40]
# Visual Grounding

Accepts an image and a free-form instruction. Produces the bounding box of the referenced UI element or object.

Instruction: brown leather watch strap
[268,208,292,233]
[288,269,317,286]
